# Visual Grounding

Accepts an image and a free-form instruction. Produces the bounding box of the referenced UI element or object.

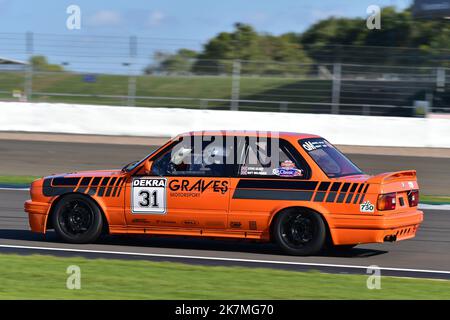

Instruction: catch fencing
[0,33,449,116]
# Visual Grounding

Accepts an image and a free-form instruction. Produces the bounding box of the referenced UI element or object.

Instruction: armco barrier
[1,102,449,148]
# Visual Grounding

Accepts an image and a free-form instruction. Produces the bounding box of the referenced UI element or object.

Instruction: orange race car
[24,131,423,255]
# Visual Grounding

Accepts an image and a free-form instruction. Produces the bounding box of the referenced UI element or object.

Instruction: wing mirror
[143,160,153,175]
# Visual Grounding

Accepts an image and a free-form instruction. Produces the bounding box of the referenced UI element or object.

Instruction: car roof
[178,130,321,140]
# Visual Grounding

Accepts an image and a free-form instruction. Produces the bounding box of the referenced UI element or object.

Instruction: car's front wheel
[273,209,326,256]
[52,194,103,244]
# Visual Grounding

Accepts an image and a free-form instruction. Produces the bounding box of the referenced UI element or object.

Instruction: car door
[124,135,231,230]
[228,137,312,233]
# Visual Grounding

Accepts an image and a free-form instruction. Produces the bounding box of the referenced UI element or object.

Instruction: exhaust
[384,235,397,242]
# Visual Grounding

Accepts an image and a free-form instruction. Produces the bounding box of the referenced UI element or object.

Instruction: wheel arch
[45,192,110,234]
[268,206,333,244]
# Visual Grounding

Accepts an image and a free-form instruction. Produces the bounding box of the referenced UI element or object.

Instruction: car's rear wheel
[273,209,326,256]
[52,194,103,244]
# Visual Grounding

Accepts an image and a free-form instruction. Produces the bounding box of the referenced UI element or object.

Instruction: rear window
[299,138,363,178]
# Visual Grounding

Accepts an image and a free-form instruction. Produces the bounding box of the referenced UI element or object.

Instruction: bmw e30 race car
[24,131,423,255]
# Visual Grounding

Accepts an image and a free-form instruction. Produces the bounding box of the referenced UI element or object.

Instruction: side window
[151,136,231,177]
[238,138,310,179]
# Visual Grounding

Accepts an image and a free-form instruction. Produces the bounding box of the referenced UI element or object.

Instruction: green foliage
[300,6,450,66]
[29,55,64,72]
[145,49,197,74]
[147,23,312,76]
[149,7,450,73]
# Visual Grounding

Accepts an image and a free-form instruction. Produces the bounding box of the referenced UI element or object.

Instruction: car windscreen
[299,138,363,178]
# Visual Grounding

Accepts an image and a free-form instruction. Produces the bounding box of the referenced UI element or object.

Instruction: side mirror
[143,160,153,175]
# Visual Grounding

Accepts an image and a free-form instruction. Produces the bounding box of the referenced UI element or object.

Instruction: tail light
[408,190,419,207]
[377,192,396,211]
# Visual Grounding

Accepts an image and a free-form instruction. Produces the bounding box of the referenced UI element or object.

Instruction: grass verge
[0,253,449,299]
[0,175,40,186]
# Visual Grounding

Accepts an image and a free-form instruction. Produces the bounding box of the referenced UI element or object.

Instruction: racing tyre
[273,209,326,256]
[52,194,103,244]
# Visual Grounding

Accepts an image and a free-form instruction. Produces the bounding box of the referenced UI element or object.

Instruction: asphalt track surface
[1,139,450,195]
[1,188,450,280]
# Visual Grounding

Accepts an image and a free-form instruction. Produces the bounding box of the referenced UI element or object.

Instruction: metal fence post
[231,59,241,111]
[331,62,341,114]
[127,36,137,107]
[25,31,34,102]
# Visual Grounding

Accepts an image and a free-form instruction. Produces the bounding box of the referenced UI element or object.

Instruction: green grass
[0,253,449,299]
[420,195,450,205]
[0,175,40,185]
[0,71,330,111]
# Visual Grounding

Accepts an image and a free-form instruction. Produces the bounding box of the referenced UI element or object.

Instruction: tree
[192,23,312,75]
[299,6,450,66]
[144,49,198,75]
[29,55,64,72]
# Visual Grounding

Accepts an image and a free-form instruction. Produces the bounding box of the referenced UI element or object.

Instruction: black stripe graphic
[236,179,318,191]
[116,177,126,197]
[105,177,117,197]
[313,192,326,202]
[340,183,351,192]
[75,177,92,193]
[88,177,102,196]
[336,182,351,203]
[314,181,330,202]
[317,182,331,191]
[325,182,341,203]
[52,177,80,186]
[97,177,110,197]
[330,182,341,191]
[359,184,370,203]
[42,177,78,197]
[353,183,366,204]
[111,177,123,197]
[345,183,359,203]
[233,189,313,201]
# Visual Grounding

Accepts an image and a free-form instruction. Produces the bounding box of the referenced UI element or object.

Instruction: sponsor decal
[302,139,329,152]
[183,220,198,226]
[169,179,228,194]
[240,166,268,176]
[272,161,303,177]
[408,181,414,188]
[230,221,242,228]
[156,219,176,225]
[360,200,375,213]
[132,177,167,214]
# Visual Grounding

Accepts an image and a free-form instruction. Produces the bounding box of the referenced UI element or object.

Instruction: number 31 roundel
[131,177,167,214]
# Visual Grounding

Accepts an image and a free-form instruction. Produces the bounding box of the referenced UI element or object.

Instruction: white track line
[0,243,449,276]
[0,187,29,191]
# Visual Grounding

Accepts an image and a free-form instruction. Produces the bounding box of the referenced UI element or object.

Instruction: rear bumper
[329,209,424,245]
[24,200,50,233]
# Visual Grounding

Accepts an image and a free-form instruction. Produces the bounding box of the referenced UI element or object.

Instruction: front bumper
[329,209,424,245]
[24,200,50,233]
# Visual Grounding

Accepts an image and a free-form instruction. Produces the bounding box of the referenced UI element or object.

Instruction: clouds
[87,10,122,27]
[148,10,166,26]
[86,9,167,28]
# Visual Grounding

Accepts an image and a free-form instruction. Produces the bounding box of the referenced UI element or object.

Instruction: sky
[0,0,412,73]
